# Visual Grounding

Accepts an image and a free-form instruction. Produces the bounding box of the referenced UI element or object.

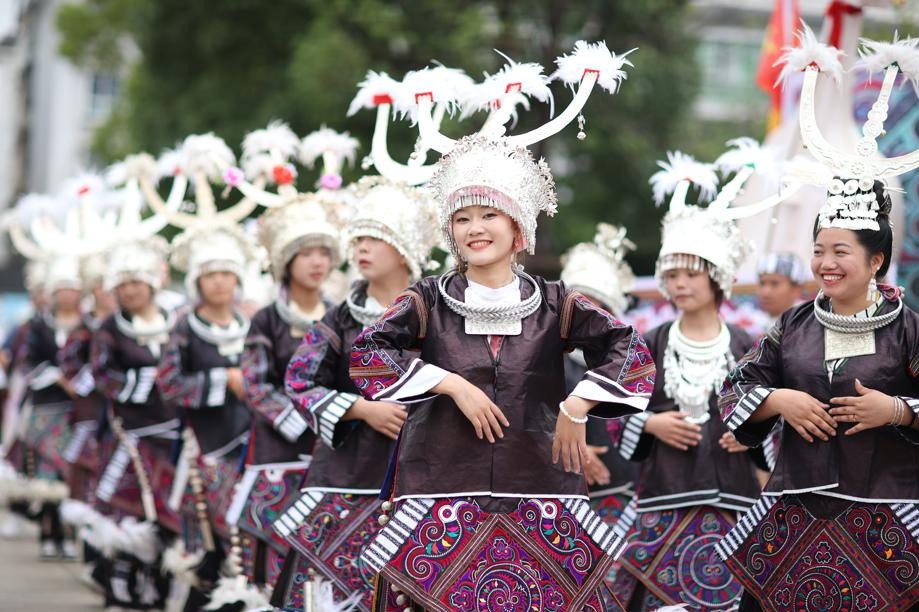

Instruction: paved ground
[0,516,102,611]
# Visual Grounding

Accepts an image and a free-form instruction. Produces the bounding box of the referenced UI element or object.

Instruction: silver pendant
[465,318,521,336]
[218,338,245,357]
[824,328,876,361]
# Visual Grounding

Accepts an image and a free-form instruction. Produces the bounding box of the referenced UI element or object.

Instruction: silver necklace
[188,311,250,358]
[115,308,175,341]
[437,271,541,324]
[275,297,315,333]
[346,289,385,327]
[812,290,901,333]
[662,320,733,424]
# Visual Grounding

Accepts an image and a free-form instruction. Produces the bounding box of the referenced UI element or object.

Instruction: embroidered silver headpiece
[561,223,635,316]
[430,135,557,255]
[344,176,440,280]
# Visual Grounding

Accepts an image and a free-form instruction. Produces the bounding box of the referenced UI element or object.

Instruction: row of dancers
[1,31,918,612]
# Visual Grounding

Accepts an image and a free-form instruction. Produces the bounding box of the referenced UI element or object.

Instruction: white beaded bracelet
[559,400,588,424]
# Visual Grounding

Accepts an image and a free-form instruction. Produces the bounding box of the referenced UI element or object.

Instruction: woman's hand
[829,379,897,435]
[718,431,748,453]
[347,398,407,440]
[226,368,246,400]
[767,388,835,442]
[435,373,509,443]
[644,412,702,451]
[583,446,611,486]
[552,396,594,474]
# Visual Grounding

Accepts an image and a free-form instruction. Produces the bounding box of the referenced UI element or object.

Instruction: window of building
[89,72,119,123]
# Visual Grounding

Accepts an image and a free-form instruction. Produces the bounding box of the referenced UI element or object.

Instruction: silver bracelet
[559,400,588,424]
[890,396,904,426]
[895,396,908,427]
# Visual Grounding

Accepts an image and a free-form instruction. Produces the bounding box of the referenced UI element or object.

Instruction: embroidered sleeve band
[725,385,775,432]
[71,364,95,397]
[618,411,652,460]
[273,403,309,442]
[572,375,650,412]
[207,367,228,407]
[372,360,449,403]
[27,362,63,390]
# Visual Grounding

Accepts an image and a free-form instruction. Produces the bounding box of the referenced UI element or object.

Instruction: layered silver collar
[813,290,901,334]
[188,311,250,348]
[437,270,541,324]
[346,288,385,327]
[115,308,176,341]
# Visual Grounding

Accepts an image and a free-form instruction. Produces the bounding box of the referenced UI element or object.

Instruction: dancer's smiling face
[451,206,520,270]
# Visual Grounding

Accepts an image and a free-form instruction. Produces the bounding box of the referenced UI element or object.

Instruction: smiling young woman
[348,136,654,611]
[720,179,919,611]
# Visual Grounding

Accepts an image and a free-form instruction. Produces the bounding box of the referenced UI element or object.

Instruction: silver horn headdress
[779,25,919,231]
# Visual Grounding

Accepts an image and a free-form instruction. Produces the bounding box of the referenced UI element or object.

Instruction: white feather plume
[715,137,782,179]
[181,133,236,180]
[161,540,205,584]
[649,151,719,206]
[776,22,845,86]
[858,34,919,92]
[393,65,475,123]
[551,40,636,94]
[203,575,269,611]
[242,121,299,162]
[12,193,58,226]
[59,499,123,558]
[305,576,362,612]
[107,154,158,187]
[298,126,360,169]
[155,148,188,179]
[116,517,160,565]
[347,70,402,116]
[782,153,836,188]
[241,152,276,182]
[460,53,553,118]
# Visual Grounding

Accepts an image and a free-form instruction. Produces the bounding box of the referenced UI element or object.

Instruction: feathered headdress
[653,142,801,298]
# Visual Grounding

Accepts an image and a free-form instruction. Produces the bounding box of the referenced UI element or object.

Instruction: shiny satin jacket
[722,299,919,502]
[158,313,251,456]
[618,321,761,512]
[90,312,178,432]
[349,274,655,501]
[241,302,319,464]
[286,284,395,492]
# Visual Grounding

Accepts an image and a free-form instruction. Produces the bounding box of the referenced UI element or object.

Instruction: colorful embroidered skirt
[716,494,919,611]
[361,497,628,612]
[177,453,242,543]
[272,490,385,611]
[95,437,182,532]
[22,404,72,480]
[614,504,744,610]
[225,460,309,553]
[590,492,635,595]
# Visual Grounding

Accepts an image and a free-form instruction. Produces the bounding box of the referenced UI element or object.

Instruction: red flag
[757,0,800,132]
